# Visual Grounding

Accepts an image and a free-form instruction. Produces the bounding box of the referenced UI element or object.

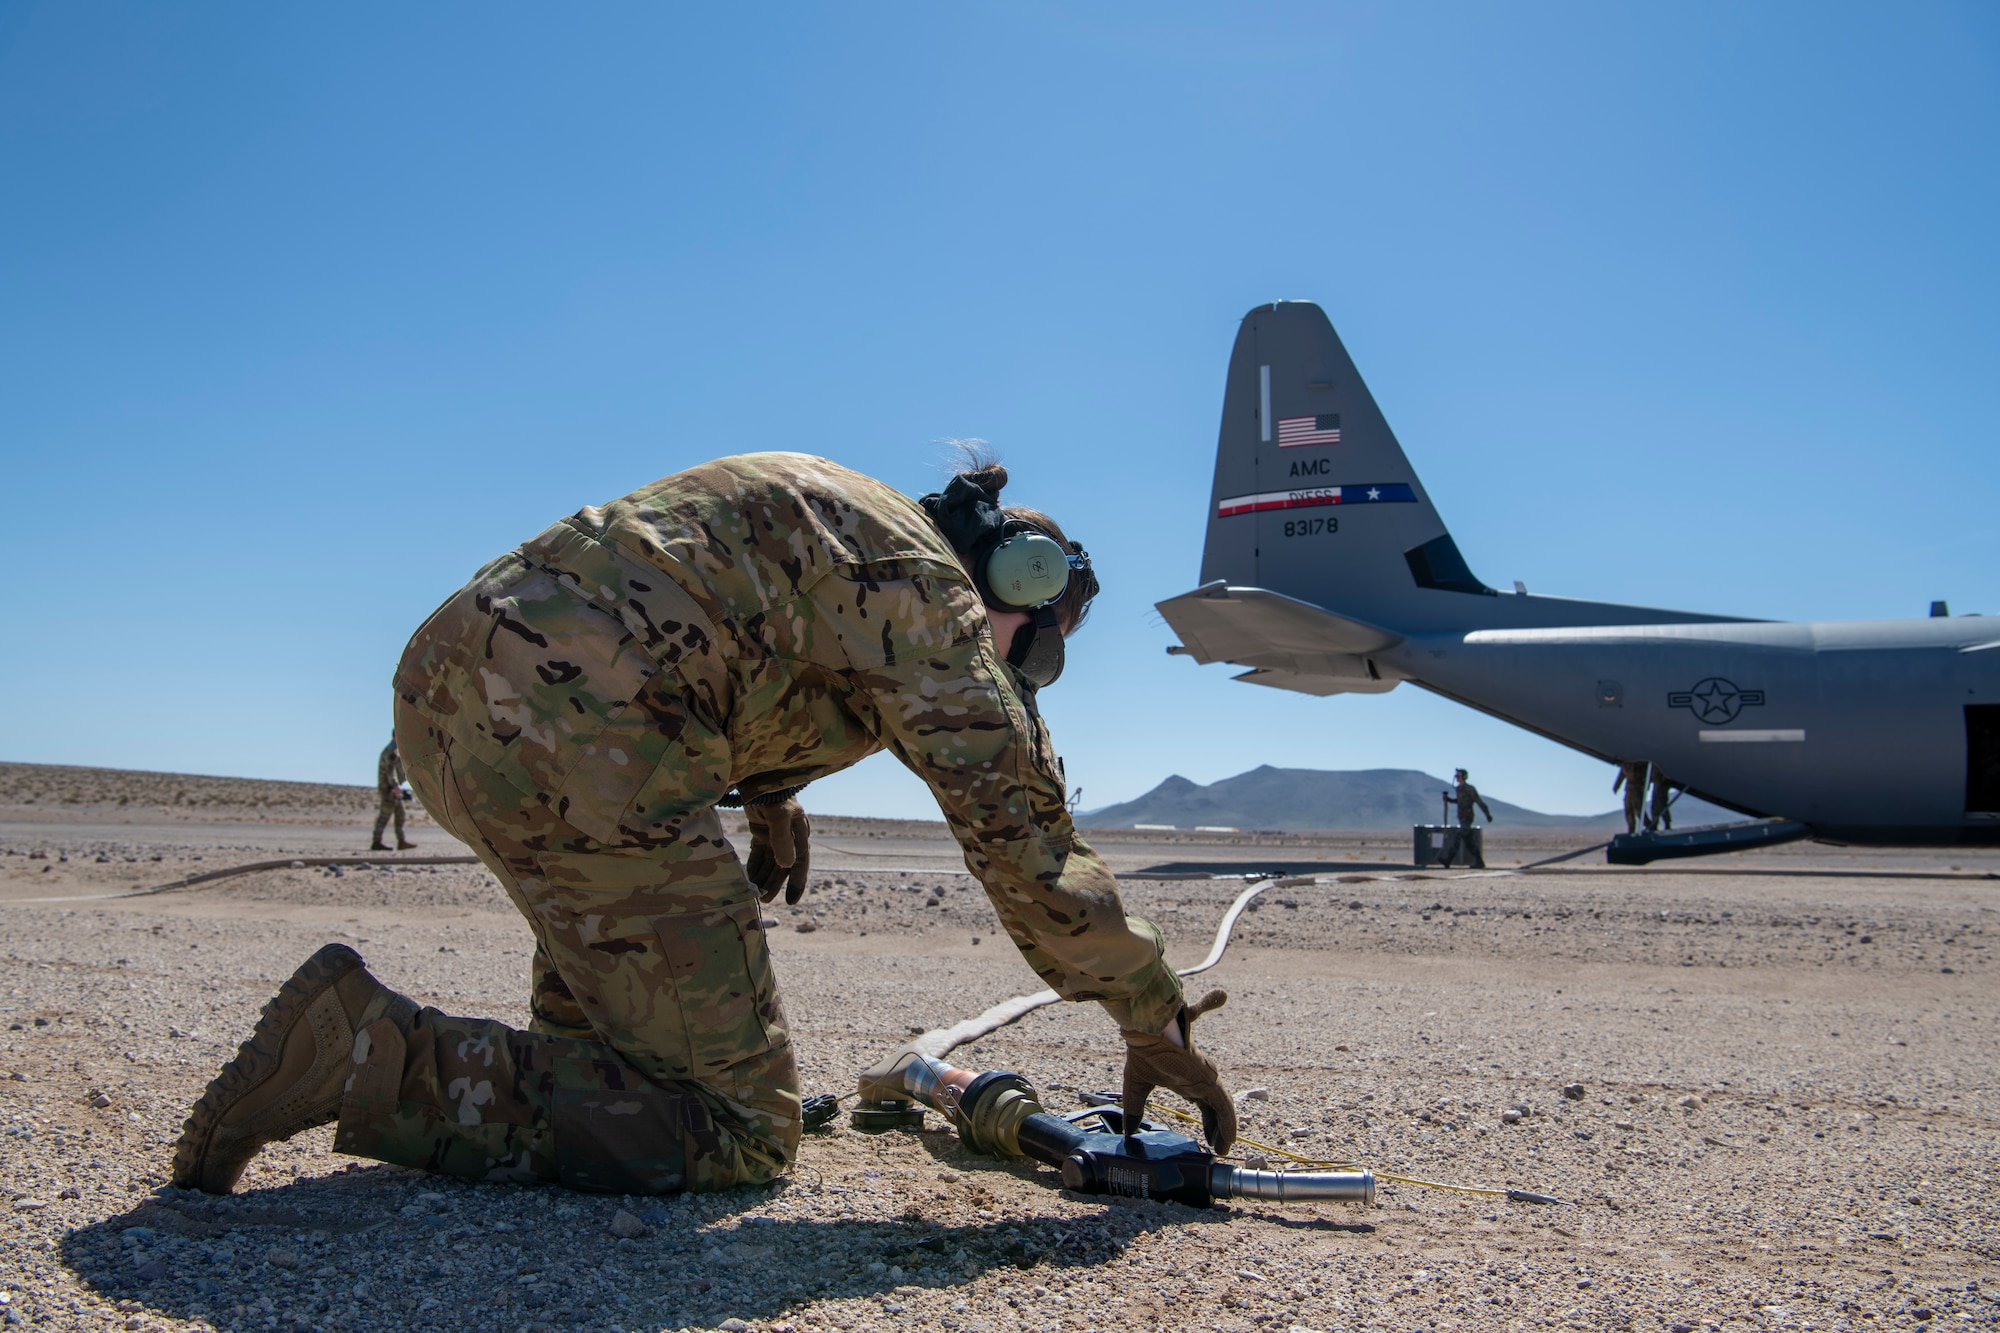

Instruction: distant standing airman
[1648,770,1678,833]
[1613,761,1647,835]
[370,739,415,852]
[1443,768,1493,868]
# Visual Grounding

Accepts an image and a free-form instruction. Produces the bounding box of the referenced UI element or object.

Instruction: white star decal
[1366,487,1381,501]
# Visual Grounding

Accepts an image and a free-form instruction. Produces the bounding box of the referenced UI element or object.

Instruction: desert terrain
[2,761,1996,1333]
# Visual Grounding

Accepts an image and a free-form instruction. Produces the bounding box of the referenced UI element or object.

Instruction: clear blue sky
[3,3,1996,819]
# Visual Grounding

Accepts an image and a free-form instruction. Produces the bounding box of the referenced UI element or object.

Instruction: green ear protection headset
[918,475,1098,688]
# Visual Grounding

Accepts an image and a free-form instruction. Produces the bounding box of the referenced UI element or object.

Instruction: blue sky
[3,3,1996,818]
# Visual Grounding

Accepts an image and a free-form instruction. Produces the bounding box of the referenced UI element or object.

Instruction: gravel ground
[3,794,1998,1333]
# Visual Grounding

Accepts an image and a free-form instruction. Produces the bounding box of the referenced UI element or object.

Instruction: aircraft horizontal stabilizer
[1158,581,1404,696]
[1231,666,1394,696]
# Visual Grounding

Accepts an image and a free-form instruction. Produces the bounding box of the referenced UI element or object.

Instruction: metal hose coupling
[852,1047,1058,1157]
[850,1045,951,1133]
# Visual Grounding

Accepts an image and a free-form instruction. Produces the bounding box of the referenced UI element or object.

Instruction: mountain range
[1076,765,1737,832]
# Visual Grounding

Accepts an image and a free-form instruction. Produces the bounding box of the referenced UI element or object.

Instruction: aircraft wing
[1156,581,1405,695]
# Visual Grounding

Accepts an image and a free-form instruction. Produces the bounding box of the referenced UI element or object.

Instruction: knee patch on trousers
[552,1054,690,1194]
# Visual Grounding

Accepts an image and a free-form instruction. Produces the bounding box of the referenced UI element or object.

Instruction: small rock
[1288,1127,1313,1138]
[1501,1110,1523,1124]
[609,1209,648,1239]
[1240,1087,1270,1101]
[794,921,817,933]
[970,936,980,945]
[265,1247,300,1269]
[1334,1044,1350,1052]
[12,1198,45,1212]
[719,1321,751,1333]
[759,917,779,928]
[89,1091,112,1109]
[7,1072,24,1082]
[1614,1120,1636,1132]
[1677,1095,1704,1110]
[1561,1083,1585,1101]
[58,1186,80,1200]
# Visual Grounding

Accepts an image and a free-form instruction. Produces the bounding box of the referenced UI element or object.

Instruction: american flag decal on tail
[1277,414,1341,447]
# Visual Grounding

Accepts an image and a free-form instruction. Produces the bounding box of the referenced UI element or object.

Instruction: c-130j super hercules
[1157,301,2000,863]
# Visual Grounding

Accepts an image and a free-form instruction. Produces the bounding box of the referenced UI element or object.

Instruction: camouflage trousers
[370,791,407,846]
[331,718,799,1194]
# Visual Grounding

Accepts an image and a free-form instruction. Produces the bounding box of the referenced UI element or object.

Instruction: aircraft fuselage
[1380,614,2000,844]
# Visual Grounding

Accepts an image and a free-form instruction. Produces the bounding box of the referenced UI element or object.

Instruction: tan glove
[1121,989,1236,1153]
[745,797,811,905]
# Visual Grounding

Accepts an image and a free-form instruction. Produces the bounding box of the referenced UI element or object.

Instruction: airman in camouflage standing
[1441,767,1493,868]
[1614,761,1647,835]
[173,452,1235,1197]
[369,738,416,852]
[1647,770,1677,833]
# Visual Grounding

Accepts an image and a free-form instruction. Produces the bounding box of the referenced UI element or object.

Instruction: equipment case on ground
[1412,824,1482,868]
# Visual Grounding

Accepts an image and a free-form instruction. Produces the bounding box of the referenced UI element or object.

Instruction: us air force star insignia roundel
[1667,677,1767,725]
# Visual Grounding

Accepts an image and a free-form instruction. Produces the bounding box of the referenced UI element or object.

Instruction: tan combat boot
[171,943,416,1194]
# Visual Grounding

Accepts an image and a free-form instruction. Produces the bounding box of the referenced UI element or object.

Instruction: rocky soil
[2,774,1997,1333]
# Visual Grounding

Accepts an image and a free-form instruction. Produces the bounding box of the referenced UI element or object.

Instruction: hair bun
[960,462,1008,498]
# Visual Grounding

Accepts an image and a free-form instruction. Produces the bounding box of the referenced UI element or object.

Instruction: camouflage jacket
[377,743,406,796]
[398,453,1183,1035]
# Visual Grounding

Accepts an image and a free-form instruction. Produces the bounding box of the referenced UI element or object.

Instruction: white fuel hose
[907,877,1275,1060]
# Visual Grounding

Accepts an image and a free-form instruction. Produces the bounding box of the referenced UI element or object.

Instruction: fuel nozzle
[853,1046,1373,1209]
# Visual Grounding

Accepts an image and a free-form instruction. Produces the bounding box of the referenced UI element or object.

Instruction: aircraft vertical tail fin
[1196,301,1491,633]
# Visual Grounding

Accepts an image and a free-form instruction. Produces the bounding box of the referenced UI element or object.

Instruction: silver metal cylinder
[1212,1165,1375,1204]
[900,1058,950,1111]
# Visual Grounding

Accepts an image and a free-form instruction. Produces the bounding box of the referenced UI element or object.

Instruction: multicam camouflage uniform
[337,453,1184,1194]
[371,741,409,849]
[1647,770,1676,833]
[1442,776,1491,868]
[1614,762,1647,835]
